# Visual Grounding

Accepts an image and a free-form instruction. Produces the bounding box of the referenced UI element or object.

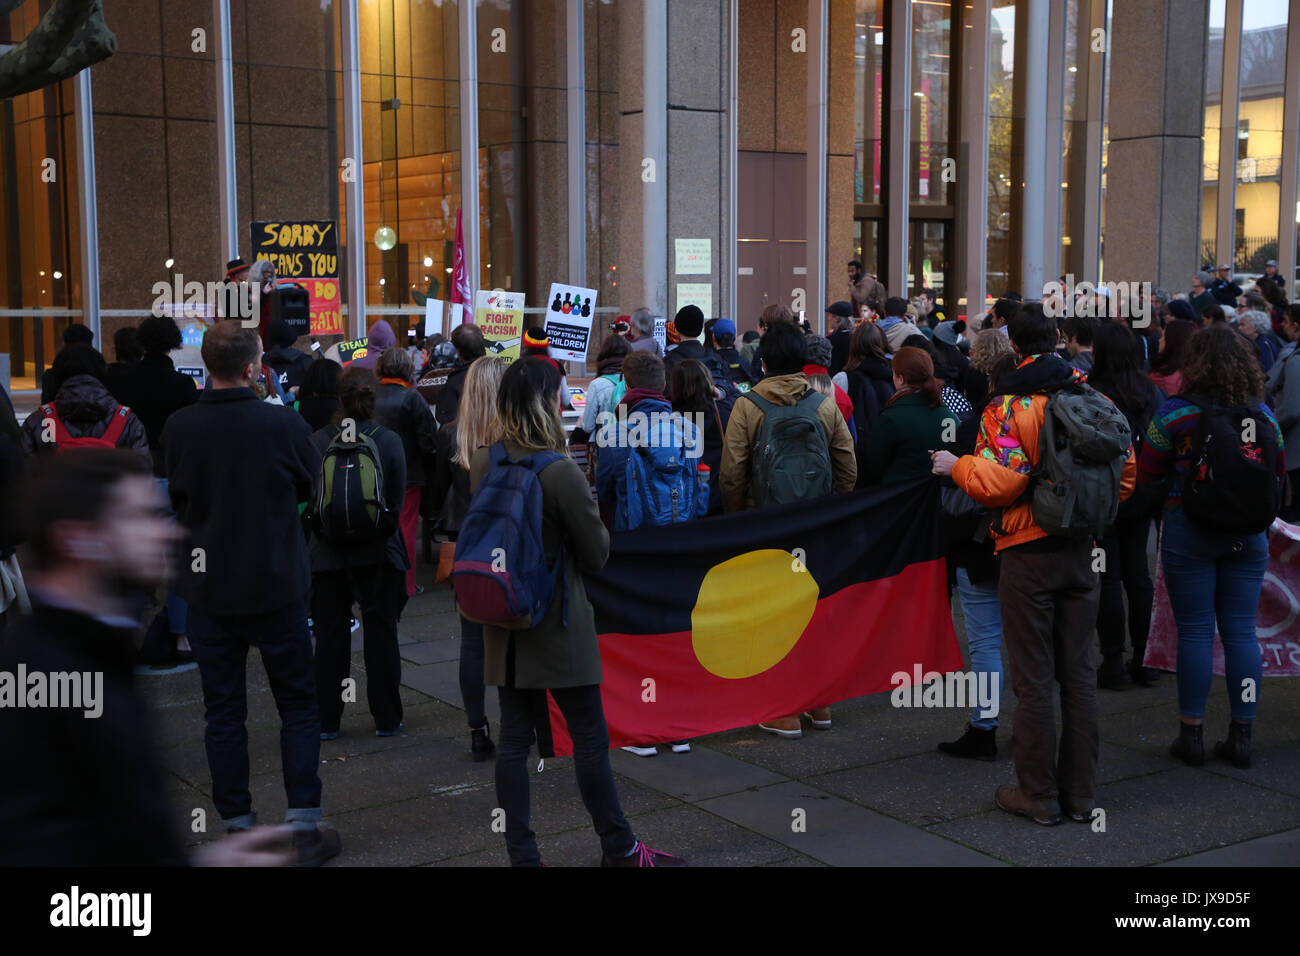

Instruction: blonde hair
[806,372,833,399]
[454,356,507,470]
[970,328,1015,377]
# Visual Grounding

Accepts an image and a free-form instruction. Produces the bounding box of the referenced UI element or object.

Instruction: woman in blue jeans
[1136,326,1286,769]
[467,358,684,867]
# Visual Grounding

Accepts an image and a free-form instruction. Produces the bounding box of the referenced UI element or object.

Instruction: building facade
[2,0,1299,391]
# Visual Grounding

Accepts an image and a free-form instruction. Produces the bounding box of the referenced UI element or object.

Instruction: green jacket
[469,442,609,689]
[860,390,957,487]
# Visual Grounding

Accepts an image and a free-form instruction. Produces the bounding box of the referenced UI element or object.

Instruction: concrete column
[959,0,991,322]
[1042,0,1067,285]
[1101,0,1209,291]
[1079,0,1105,281]
[214,0,238,262]
[1277,0,1300,298]
[458,0,481,306]
[806,0,827,332]
[74,69,100,342]
[1216,0,1243,270]
[341,0,366,337]
[1020,0,1048,301]
[886,0,911,297]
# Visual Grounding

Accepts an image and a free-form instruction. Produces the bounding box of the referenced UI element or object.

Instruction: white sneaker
[621,744,658,758]
[350,618,361,633]
[669,741,692,753]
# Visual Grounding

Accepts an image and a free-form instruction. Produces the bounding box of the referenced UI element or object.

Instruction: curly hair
[970,328,1015,378]
[1181,325,1266,407]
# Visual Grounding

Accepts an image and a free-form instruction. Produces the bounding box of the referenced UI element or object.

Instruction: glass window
[1202,0,1227,268]
[911,0,952,208]
[360,0,460,323]
[986,3,1015,297]
[0,6,82,390]
[586,0,620,305]
[1232,0,1288,273]
[853,1,885,206]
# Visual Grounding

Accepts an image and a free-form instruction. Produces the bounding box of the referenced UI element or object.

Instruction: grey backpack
[744,390,834,507]
[1028,383,1131,538]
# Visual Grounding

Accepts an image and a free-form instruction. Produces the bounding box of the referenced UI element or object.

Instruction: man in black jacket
[663,305,737,398]
[434,323,487,426]
[0,449,294,866]
[162,322,341,864]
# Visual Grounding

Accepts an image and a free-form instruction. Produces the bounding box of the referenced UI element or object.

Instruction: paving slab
[696,780,1005,866]
[1158,826,1300,866]
[608,744,788,801]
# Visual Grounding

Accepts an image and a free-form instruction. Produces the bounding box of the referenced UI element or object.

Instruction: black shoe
[1213,721,1252,769]
[1099,656,1128,690]
[937,725,997,761]
[293,827,343,866]
[471,723,496,762]
[1170,722,1205,766]
[1128,657,1160,686]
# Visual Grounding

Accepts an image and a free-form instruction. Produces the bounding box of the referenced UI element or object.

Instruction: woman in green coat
[860,346,958,486]
[468,357,684,868]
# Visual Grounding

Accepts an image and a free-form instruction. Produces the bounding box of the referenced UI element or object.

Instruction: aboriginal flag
[543,477,962,755]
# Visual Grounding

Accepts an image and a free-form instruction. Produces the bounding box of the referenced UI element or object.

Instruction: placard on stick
[544,282,597,362]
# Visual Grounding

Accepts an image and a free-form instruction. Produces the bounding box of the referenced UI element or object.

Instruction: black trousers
[1096,515,1155,662]
[311,564,404,734]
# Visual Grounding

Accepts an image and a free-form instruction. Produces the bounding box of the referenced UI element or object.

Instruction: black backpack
[1179,395,1281,535]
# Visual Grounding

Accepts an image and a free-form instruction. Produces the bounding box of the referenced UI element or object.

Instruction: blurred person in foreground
[0,449,294,866]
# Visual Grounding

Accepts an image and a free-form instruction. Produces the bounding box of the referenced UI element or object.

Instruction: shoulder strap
[742,391,776,415]
[101,405,131,446]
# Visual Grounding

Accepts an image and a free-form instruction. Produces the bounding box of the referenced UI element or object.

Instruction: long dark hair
[844,321,888,373]
[1150,318,1195,376]
[299,358,342,400]
[669,359,723,437]
[1089,321,1158,433]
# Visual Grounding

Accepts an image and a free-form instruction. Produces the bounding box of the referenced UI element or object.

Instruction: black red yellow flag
[544,478,962,754]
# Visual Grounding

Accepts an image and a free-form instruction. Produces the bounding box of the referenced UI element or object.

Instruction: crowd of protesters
[0,253,1294,864]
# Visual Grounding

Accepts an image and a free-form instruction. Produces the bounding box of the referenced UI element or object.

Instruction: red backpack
[40,403,132,451]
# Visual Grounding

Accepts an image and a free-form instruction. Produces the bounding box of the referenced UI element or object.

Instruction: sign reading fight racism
[545,282,597,362]
[474,289,525,363]
[250,220,342,336]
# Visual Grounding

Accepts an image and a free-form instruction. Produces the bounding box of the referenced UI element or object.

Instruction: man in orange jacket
[932,303,1136,827]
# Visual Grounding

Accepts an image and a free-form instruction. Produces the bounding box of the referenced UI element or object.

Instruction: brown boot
[758,715,803,739]
[995,784,1061,826]
[803,707,832,729]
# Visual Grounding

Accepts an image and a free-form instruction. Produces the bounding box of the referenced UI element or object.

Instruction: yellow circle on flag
[691,550,819,680]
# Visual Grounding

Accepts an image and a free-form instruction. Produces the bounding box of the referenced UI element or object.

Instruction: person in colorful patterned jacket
[932,303,1136,827]
[1136,325,1285,772]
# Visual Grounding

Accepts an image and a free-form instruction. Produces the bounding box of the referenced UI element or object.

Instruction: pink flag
[450,207,472,316]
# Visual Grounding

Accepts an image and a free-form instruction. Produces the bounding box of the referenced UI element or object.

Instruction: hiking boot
[620,744,658,757]
[994,785,1061,826]
[1170,722,1205,766]
[758,716,802,739]
[471,723,496,762]
[1213,721,1252,769]
[1098,656,1128,690]
[804,707,832,729]
[937,725,996,761]
[1128,658,1160,687]
[600,842,687,867]
[293,827,343,866]
[1060,796,1094,823]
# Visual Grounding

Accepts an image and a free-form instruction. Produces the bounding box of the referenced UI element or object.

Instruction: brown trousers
[998,540,1101,805]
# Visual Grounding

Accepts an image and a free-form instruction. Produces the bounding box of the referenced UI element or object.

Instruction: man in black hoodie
[664,305,738,398]
[162,322,341,864]
[0,449,294,866]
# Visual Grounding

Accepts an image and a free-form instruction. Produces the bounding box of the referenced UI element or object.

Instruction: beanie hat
[804,334,833,369]
[674,304,705,338]
[933,319,966,346]
[522,327,550,353]
[825,301,853,319]
[666,321,681,345]
[225,257,249,280]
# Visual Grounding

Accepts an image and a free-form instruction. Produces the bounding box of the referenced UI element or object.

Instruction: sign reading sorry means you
[251,220,342,336]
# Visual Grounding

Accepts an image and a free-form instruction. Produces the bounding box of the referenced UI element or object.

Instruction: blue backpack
[451,443,567,629]
[623,414,708,528]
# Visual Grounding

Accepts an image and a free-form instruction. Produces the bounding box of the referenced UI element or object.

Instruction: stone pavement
[141,563,1300,867]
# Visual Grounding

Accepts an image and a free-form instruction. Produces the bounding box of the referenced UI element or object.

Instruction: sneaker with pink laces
[600,842,687,867]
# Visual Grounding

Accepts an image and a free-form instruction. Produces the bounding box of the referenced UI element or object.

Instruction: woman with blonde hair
[429,355,506,760]
[470,357,683,867]
[968,329,1017,407]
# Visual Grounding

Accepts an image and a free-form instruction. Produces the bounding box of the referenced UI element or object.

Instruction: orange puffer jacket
[952,357,1137,551]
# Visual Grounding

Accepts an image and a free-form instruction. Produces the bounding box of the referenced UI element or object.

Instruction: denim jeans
[954,567,1004,730]
[1161,509,1267,722]
[495,684,636,866]
[156,478,188,635]
[1096,515,1155,662]
[187,598,323,830]
[458,616,487,729]
[312,564,404,734]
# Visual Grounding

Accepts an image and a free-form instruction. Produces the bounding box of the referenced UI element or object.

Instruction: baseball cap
[713,318,736,338]
[1217,263,1231,271]
[1267,259,1279,268]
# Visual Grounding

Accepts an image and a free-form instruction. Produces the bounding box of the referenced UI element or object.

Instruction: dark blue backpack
[451,443,567,629]
[624,414,708,528]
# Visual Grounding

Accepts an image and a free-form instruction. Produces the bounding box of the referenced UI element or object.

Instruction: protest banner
[545,282,597,362]
[474,289,525,363]
[1146,519,1300,676]
[250,220,342,336]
